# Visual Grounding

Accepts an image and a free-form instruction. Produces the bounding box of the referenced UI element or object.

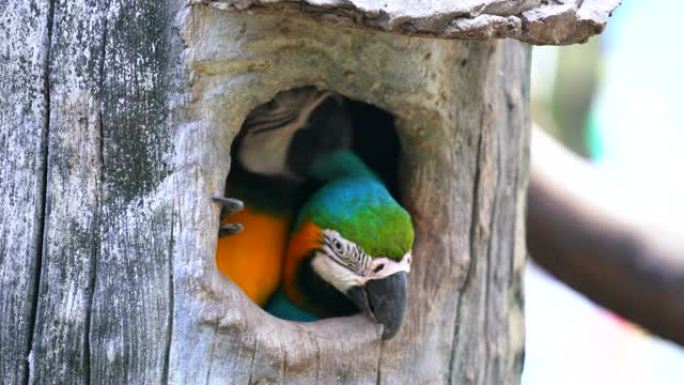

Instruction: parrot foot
[213,196,245,237]
[219,223,244,237]
[213,196,244,219]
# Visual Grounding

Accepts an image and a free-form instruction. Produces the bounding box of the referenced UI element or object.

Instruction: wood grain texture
[0,1,51,384]
[28,1,107,383]
[88,0,180,383]
[199,0,620,45]
[14,0,183,383]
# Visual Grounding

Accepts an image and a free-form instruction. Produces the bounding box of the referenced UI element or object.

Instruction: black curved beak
[346,272,407,340]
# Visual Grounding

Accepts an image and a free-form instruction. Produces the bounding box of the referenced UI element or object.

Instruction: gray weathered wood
[87,1,181,383]
[20,0,184,384]
[200,0,620,45]
[0,1,51,384]
[2,1,536,383]
[28,1,107,383]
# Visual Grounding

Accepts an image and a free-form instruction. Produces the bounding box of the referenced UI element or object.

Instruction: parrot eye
[333,240,344,253]
[373,263,385,273]
[267,99,279,109]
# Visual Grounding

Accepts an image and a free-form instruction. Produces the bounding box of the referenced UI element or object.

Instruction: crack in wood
[163,202,176,385]
[85,7,111,383]
[448,98,486,385]
[247,338,259,385]
[281,348,288,384]
[482,135,499,385]
[24,0,55,383]
[374,339,384,385]
[204,318,220,385]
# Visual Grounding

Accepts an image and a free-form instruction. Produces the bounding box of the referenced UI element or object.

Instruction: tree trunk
[1,2,531,384]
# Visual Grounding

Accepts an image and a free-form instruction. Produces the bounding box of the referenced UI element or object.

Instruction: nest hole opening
[215,86,402,326]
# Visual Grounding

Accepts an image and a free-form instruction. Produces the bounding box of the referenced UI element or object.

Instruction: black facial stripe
[297,253,358,317]
[248,113,299,134]
[351,244,368,271]
[321,235,371,274]
[244,103,297,123]
[257,108,297,124]
[320,245,349,270]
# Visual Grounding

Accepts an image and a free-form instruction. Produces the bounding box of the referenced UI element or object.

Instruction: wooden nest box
[0,0,618,384]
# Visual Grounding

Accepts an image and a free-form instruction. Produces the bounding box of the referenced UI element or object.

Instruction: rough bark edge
[195,0,620,45]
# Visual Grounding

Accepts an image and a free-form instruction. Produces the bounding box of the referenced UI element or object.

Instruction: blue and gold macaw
[215,87,346,306]
[274,151,413,339]
[214,88,414,339]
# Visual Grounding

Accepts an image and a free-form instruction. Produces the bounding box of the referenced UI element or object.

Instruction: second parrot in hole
[215,87,414,339]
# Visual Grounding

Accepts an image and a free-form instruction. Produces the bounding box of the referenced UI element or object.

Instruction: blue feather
[265,289,319,322]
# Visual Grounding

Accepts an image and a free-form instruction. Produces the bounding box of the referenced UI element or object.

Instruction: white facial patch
[312,229,412,292]
[311,251,366,293]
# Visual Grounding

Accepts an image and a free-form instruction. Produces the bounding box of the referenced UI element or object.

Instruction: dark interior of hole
[220,87,401,321]
[347,99,400,199]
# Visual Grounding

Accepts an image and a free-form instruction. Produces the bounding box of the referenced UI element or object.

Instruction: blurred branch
[527,125,684,345]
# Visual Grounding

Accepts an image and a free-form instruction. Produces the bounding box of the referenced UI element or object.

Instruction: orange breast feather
[283,220,322,309]
[215,207,290,306]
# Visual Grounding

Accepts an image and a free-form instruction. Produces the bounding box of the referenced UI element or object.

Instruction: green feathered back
[296,151,414,259]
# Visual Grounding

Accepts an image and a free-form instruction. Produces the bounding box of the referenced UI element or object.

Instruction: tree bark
[0,2,51,384]
[1,1,184,384]
[1,2,530,384]
[202,0,620,45]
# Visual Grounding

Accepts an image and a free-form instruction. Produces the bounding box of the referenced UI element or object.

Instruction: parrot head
[284,151,414,339]
[236,87,336,179]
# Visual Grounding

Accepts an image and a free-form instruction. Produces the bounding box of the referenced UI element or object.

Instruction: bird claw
[213,196,245,238]
[213,196,244,220]
[219,223,244,237]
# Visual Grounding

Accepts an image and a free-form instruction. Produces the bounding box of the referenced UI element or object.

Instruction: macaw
[237,87,352,181]
[215,88,414,339]
[214,167,295,306]
[214,86,351,306]
[272,151,414,339]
